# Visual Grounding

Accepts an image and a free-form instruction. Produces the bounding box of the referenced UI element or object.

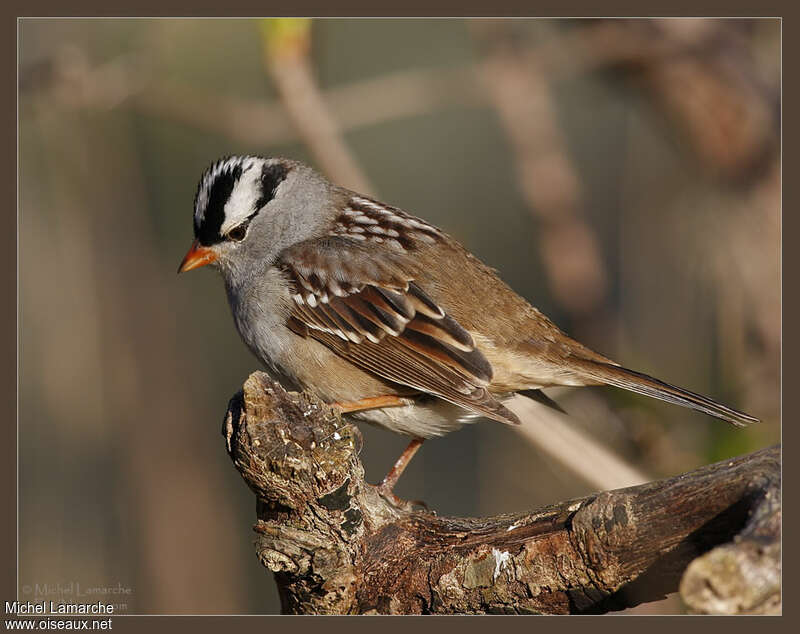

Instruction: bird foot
[374,482,431,513]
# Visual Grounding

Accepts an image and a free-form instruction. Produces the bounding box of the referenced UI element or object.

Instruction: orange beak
[178,239,218,273]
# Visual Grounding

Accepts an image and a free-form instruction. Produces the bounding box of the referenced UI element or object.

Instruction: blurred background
[18,18,780,614]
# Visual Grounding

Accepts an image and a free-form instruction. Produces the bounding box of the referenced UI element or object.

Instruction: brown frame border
[5,2,790,631]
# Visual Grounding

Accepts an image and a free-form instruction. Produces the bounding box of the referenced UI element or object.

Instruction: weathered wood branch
[223,372,780,614]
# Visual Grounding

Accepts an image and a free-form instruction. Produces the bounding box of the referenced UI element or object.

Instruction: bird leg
[333,395,409,413]
[332,396,427,511]
[380,437,424,491]
[376,438,427,510]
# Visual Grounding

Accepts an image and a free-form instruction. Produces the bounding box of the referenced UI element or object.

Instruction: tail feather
[573,360,759,428]
[519,389,568,415]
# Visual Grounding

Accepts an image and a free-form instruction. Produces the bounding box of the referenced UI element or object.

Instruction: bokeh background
[18,18,780,614]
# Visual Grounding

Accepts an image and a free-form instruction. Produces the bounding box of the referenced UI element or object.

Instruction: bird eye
[227,222,248,242]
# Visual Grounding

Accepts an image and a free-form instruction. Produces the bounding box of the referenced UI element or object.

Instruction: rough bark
[679,468,781,615]
[223,371,780,615]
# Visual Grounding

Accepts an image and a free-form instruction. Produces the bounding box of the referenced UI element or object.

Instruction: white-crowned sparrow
[179,156,758,498]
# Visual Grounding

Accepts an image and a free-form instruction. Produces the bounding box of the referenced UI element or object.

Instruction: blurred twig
[22,20,777,188]
[508,395,650,490]
[20,44,485,148]
[471,21,609,320]
[258,19,374,194]
[614,19,778,182]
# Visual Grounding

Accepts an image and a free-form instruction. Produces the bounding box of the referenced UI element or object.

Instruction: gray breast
[224,267,303,388]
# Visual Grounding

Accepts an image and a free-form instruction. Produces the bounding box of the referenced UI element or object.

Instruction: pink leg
[380,437,425,492]
[376,438,429,510]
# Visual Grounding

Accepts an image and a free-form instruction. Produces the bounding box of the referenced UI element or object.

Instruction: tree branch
[223,372,780,614]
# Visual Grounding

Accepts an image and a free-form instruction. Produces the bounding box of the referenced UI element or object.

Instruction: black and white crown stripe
[193,157,289,246]
[194,157,253,223]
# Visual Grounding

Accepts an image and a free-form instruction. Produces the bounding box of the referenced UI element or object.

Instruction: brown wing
[279,236,519,425]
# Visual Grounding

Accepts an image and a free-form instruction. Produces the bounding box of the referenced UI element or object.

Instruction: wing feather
[279,236,519,425]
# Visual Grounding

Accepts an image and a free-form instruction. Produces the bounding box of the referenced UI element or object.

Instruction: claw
[373,437,430,512]
[375,483,430,513]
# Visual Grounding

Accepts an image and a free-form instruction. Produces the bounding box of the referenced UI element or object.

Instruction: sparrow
[179,156,758,501]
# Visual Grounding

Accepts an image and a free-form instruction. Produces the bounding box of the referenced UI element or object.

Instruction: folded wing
[279,236,519,425]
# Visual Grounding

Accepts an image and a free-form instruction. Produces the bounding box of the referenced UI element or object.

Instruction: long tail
[519,389,567,414]
[572,360,759,428]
